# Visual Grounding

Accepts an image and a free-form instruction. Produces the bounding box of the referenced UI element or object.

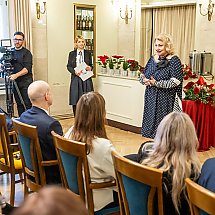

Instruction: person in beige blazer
[65,92,118,212]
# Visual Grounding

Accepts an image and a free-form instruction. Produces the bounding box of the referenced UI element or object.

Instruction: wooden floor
[1,117,215,206]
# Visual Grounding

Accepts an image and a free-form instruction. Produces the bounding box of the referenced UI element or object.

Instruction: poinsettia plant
[112,55,124,69]
[183,76,215,105]
[97,55,109,68]
[122,59,129,70]
[108,58,114,69]
[127,59,139,71]
[182,64,197,80]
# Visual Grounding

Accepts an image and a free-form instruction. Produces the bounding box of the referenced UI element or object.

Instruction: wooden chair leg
[19,173,24,183]
[10,172,15,206]
[23,175,28,197]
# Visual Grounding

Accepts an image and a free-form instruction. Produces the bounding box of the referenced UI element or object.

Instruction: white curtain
[141,4,196,65]
[140,8,152,66]
[9,0,32,51]
[0,0,10,39]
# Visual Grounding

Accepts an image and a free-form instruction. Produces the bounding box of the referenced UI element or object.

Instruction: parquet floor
[1,117,215,206]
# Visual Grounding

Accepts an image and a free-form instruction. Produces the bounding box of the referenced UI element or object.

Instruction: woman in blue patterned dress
[139,33,183,138]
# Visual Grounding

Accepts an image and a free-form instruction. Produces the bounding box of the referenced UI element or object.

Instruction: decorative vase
[132,71,137,77]
[128,70,133,77]
[114,69,120,76]
[101,67,107,74]
[109,69,114,76]
[122,69,128,76]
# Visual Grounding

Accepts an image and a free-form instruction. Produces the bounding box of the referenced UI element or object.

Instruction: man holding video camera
[1,32,33,116]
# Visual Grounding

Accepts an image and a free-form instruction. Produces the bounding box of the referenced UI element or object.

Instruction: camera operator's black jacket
[12,47,33,83]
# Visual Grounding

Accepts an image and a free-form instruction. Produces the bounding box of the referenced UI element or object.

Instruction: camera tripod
[1,70,26,118]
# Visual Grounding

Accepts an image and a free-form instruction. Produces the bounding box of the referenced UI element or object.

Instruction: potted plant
[127,59,139,77]
[108,58,114,75]
[122,59,129,76]
[112,55,124,75]
[97,55,109,73]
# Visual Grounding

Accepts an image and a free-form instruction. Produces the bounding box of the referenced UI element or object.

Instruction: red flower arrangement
[182,64,197,80]
[112,55,124,69]
[127,59,139,71]
[183,76,215,105]
[97,55,109,68]
[112,55,124,59]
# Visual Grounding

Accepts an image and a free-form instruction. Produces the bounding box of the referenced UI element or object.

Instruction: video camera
[0,39,14,75]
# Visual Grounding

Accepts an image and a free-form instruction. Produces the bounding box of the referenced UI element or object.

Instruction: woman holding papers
[67,35,94,116]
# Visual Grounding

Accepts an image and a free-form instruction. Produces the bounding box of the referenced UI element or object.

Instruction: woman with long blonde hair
[65,92,118,212]
[142,112,200,214]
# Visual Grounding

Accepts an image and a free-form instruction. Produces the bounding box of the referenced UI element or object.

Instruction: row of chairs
[0,113,215,214]
[0,114,23,206]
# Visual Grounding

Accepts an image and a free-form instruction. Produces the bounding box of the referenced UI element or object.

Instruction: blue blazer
[20,106,63,184]
[198,158,215,192]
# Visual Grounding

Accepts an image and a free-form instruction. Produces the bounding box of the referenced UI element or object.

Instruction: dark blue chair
[185,178,215,215]
[112,150,164,215]
[52,131,120,215]
[12,119,58,195]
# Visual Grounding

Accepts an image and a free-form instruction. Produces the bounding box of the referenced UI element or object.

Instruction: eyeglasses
[13,38,24,42]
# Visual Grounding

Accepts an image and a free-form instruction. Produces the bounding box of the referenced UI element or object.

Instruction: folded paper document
[74,62,93,81]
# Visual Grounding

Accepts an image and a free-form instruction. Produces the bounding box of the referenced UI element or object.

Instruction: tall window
[0,0,9,59]
[0,0,9,40]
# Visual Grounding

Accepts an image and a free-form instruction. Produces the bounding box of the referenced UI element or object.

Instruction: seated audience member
[198,158,215,192]
[19,80,63,184]
[12,186,89,215]
[141,112,201,215]
[65,92,119,212]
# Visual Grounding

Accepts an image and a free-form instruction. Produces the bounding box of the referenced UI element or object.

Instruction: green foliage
[108,58,114,69]
[127,60,139,71]
[122,60,129,70]
[183,77,215,105]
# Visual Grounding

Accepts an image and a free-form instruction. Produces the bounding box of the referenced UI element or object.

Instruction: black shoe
[2,203,16,215]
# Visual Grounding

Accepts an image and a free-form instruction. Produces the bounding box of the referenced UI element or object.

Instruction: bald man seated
[19,80,63,184]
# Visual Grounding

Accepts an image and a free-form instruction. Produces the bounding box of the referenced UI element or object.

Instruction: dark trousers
[72,105,76,117]
[13,79,32,116]
[102,191,119,210]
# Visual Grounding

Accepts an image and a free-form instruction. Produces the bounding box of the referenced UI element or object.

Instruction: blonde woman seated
[141,112,201,215]
[65,92,118,212]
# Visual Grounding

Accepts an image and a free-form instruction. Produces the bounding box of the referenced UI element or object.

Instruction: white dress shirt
[76,49,84,66]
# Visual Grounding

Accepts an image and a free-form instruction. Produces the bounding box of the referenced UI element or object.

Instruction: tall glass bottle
[82,16,86,30]
[88,16,92,31]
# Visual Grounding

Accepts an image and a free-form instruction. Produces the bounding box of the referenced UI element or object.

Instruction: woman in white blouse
[65,92,118,212]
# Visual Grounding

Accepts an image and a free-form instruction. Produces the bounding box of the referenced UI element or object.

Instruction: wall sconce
[199,0,214,21]
[120,5,132,24]
[36,1,46,19]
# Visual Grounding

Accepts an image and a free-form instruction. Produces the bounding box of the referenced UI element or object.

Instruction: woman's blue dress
[141,55,183,138]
